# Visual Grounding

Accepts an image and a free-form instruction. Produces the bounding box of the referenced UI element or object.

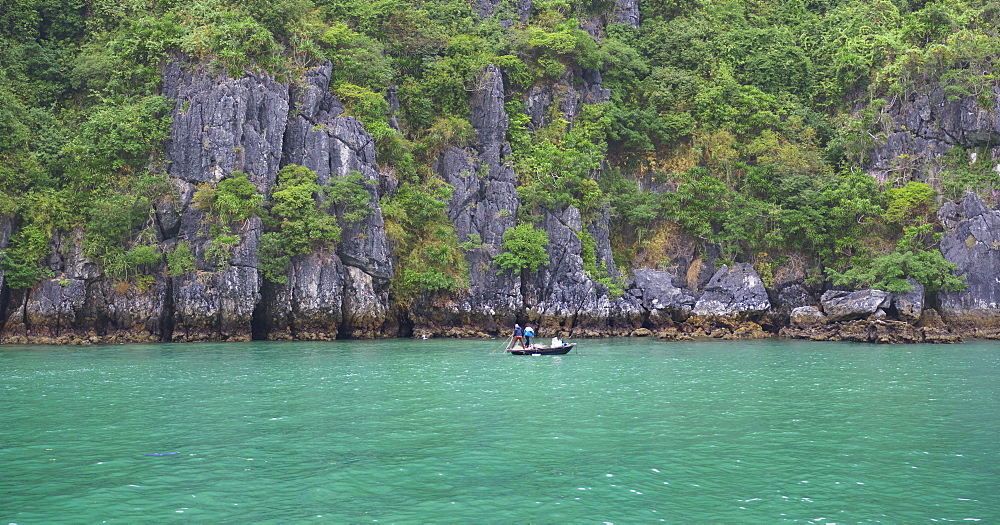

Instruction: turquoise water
[2,338,998,522]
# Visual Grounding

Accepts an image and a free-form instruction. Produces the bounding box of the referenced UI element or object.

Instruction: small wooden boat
[508,343,576,355]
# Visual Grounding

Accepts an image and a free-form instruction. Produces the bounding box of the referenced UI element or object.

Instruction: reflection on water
[2,338,998,522]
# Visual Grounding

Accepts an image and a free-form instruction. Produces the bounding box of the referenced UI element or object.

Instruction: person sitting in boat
[510,324,525,349]
[524,325,535,347]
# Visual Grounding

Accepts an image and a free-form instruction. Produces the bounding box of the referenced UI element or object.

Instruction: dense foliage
[493,223,550,274]
[258,164,350,283]
[3,0,996,297]
[382,179,468,301]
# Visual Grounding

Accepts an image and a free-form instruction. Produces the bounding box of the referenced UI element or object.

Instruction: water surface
[2,338,998,522]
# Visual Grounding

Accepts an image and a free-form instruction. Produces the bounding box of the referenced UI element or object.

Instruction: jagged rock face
[891,279,924,323]
[691,263,771,318]
[867,86,1000,184]
[435,63,637,336]
[341,265,392,338]
[529,206,643,334]
[280,62,393,337]
[612,0,639,28]
[161,58,393,341]
[772,283,818,312]
[588,209,619,280]
[438,65,521,324]
[472,0,531,24]
[420,63,634,336]
[171,265,260,342]
[820,289,890,322]
[162,55,292,342]
[15,278,86,342]
[0,228,169,344]
[525,69,610,132]
[163,55,289,193]
[531,206,593,322]
[471,65,509,156]
[631,269,696,324]
[258,252,344,340]
[1,57,396,344]
[938,193,1000,332]
[439,143,521,309]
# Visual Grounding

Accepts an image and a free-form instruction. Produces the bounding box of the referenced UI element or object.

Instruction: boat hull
[507,343,575,355]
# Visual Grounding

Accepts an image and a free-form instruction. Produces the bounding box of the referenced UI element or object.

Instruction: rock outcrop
[529,206,643,336]
[525,69,610,132]
[274,61,393,339]
[0,56,397,344]
[424,64,521,334]
[6,25,1000,344]
[867,86,1000,185]
[691,263,771,318]
[1,228,169,344]
[162,55,290,341]
[612,0,640,28]
[789,306,826,328]
[428,62,644,338]
[255,252,345,341]
[937,192,1000,336]
[820,289,891,322]
[780,288,961,344]
[891,279,924,323]
[631,269,696,324]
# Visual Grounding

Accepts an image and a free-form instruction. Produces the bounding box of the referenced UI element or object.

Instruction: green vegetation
[327,171,374,224]
[829,225,967,293]
[493,223,549,274]
[0,223,54,289]
[166,241,196,277]
[382,180,468,300]
[258,164,341,283]
[194,172,264,235]
[936,146,1000,200]
[3,0,996,298]
[193,172,265,268]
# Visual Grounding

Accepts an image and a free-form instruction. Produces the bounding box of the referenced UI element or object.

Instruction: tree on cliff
[829,225,967,295]
[493,223,549,274]
[258,165,342,283]
[1,0,997,336]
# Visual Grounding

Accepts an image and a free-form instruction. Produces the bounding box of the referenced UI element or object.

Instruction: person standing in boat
[523,325,535,348]
[510,324,525,349]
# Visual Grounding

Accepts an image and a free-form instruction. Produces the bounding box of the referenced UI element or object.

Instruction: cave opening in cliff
[334,329,350,340]
[250,298,268,340]
[0,283,9,331]
[397,312,414,338]
[159,280,175,342]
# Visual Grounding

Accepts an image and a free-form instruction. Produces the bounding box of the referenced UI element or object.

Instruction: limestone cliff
[264,61,394,340]
[867,86,1000,189]
[0,56,395,344]
[937,192,1000,336]
[5,42,1000,344]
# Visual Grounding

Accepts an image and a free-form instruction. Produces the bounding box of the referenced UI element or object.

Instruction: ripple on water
[1,339,998,522]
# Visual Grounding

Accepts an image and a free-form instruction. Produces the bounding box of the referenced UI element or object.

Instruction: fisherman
[523,325,535,348]
[510,324,525,349]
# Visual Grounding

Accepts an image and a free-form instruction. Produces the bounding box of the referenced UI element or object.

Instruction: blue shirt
[514,326,523,336]
[524,327,534,337]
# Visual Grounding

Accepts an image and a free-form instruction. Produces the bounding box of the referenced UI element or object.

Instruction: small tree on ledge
[493,223,550,274]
